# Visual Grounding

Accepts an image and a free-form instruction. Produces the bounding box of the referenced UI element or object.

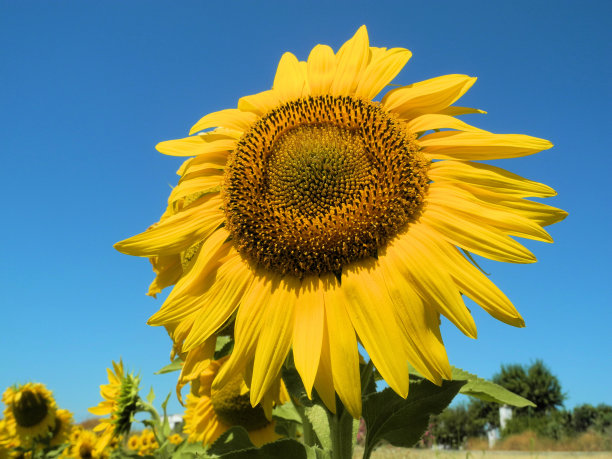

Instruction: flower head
[183,357,281,446]
[116,26,566,418]
[2,383,57,444]
[88,360,140,450]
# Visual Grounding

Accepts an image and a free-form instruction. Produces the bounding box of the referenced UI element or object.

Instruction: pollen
[224,95,429,278]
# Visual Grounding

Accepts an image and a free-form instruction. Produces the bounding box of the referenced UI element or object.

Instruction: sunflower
[2,383,57,444]
[49,409,73,447]
[88,360,140,450]
[64,430,106,459]
[168,433,183,445]
[183,357,281,447]
[126,434,140,451]
[137,429,157,456]
[115,26,566,418]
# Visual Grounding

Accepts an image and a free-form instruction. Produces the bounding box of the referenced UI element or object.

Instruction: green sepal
[303,404,331,450]
[362,378,465,458]
[155,359,184,375]
[160,391,172,437]
[452,366,536,407]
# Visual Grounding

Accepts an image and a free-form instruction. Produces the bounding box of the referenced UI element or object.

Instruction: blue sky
[1,0,610,422]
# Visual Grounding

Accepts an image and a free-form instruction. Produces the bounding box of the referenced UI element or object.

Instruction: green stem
[329,406,355,459]
[137,399,166,445]
[292,400,315,446]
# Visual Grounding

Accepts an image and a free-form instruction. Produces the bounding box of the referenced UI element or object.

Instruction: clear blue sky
[1,0,610,421]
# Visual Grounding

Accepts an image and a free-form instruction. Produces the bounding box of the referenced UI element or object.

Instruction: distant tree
[493,360,565,416]
[571,403,612,434]
[430,402,487,448]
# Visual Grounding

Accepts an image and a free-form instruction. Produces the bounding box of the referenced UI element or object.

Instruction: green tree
[493,360,565,417]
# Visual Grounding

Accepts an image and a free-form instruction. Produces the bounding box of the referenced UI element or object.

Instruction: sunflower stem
[329,405,354,459]
[137,399,166,445]
[292,400,315,446]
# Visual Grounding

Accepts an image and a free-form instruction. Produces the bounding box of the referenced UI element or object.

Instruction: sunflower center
[210,377,270,431]
[224,95,429,278]
[12,389,49,428]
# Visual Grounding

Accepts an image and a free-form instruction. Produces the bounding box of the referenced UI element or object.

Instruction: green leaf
[208,426,255,455]
[161,391,172,437]
[172,440,208,459]
[362,379,465,458]
[304,404,331,450]
[146,386,155,404]
[155,359,184,375]
[215,439,309,458]
[281,366,313,407]
[451,366,536,407]
[272,402,302,424]
[214,335,234,360]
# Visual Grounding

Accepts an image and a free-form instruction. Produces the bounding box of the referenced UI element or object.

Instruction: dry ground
[352,447,612,459]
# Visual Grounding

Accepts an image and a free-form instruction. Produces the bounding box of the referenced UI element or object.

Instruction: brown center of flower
[12,389,49,428]
[224,95,429,278]
[210,377,270,431]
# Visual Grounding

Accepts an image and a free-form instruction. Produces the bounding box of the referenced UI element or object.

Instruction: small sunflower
[183,357,281,447]
[115,26,567,418]
[126,434,140,451]
[168,433,183,445]
[2,383,57,444]
[137,429,158,456]
[88,360,140,450]
[64,430,106,459]
[49,409,73,447]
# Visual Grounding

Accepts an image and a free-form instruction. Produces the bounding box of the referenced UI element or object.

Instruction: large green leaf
[362,378,465,458]
[452,366,535,407]
[304,404,331,450]
[207,426,254,456]
[211,438,310,458]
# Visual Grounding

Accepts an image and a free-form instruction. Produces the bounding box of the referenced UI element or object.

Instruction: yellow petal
[354,47,412,100]
[406,114,488,134]
[156,134,236,157]
[429,160,557,198]
[147,255,182,297]
[292,277,325,398]
[114,195,224,257]
[342,260,409,398]
[379,249,451,383]
[179,252,253,343]
[322,274,361,418]
[382,74,476,119]
[313,319,337,413]
[421,207,537,263]
[432,239,525,327]
[394,233,477,339]
[213,273,277,390]
[307,44,337,96]
[168,175,223,204]
[237,90,280,116]
[273,52,305,101]
[436,106,487,116]
[420,131,553,160]
[427,183,553,243]
[331,25,370,96]
[460,187,568,227]
[250,277,299,405]
[189,109,258,135]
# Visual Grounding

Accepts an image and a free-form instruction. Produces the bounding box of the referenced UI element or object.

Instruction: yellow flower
[50,409,73,447]
[64,430,106,459]
[168,433,183,445]
[137,429,157,456]
[88,360,140,451]
[126,434,140,451]
[183,357,281,447]
[115,26,566,418]
[2,383,57,444]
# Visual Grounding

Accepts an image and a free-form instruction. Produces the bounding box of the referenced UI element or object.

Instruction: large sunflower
[115,26,566,418]
[183,357,281,447]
